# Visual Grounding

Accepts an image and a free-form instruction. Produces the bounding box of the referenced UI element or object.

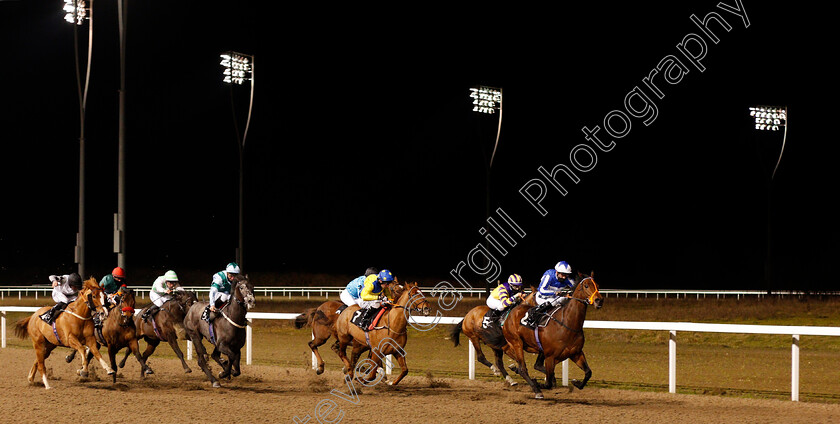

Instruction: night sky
[3,1,836,290]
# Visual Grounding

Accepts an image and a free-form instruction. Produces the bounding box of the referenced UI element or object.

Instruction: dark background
[2,1,835,290]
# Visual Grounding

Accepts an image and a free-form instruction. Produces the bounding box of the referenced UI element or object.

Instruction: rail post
[791,334,800,401]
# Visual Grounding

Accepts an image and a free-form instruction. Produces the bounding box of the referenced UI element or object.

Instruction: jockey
[486,274,525,323]
[340,267,379,307]
[524,261,575,327]
[202,262,240,323]
[141,270,184,322]
[357,269,395,327]
[41,273,83,323]
[100,266,127,307]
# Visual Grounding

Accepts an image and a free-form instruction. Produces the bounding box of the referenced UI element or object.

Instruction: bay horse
[118,289,198,374]
[76,287,152,382]
[333,282,431,386]
[449,289,537,386]
[12,277,113,389]
[498,272,603,398]
[183,277,255,388]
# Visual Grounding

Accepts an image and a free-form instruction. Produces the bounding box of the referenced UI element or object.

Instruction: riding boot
[42,302,67,324]
[361,307,375,329]
[142,305,160,322]
[488,309,502,326]
[201,305,212,323]
[525,302,550,327]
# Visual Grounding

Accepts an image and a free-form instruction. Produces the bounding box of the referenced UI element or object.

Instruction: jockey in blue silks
[524,261,575,327]
[340,267,379,307]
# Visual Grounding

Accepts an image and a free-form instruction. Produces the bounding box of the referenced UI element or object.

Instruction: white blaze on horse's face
[240,283,256,309]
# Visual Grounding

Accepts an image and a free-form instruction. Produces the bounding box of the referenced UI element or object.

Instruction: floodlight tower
[220,52,255,269]
[749,105,787,292]
[63,0,93,278]
[470,86,503,295]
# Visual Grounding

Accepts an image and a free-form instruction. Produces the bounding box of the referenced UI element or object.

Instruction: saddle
[351,306,387,331]
[335,304,349,315]
[519,304,563,329]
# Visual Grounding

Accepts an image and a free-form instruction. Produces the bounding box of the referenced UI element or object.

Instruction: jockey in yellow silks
[357,269,395,327]
[485,274,525,323]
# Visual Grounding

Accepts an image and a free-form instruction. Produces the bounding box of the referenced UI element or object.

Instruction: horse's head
[81,277,108,316]
[397,282,432,316]
[173,290,198,311]
[233,276,256,310]
[573,271,603,309]
[115,287,136,327]
[522,289,538,307]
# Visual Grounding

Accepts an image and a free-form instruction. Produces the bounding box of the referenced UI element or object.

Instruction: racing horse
[498,272,603,399]
[183,276,255,387]
[13,277,113,389]
[118,289,198,374]
[333,282,431,386]
[294,299,348,375]
[75,287,153,382]
[293,281,416,375]
[449,289,536,386]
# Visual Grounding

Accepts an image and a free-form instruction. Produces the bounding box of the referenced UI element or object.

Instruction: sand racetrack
[1,345,839,424]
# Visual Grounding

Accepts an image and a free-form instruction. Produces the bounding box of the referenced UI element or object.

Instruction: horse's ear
[590,270,595,278]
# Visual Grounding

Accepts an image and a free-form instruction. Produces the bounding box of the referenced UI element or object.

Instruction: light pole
[115,0,127,270]
[63,0,93,278]
[749,105,788,291]
[470,86,503,295]
[220,52,254,269]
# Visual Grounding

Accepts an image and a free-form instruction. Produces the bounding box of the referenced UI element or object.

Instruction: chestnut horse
[500,272,603,399]
[333,282,431,386]
[13,277,113,389]
[119,289,198,374]
[294,300,354,375]
[449,290,536,386]
[183,277,255,388]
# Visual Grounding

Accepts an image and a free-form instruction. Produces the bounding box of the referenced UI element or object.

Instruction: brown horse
[294,299,363,375]
[77,287,152,382]
[333,282,431,386]
[183,277,256,388]
[13,277,113,389]
[118,289,198,374]
[500,272,604,399]
[449,290,536,386]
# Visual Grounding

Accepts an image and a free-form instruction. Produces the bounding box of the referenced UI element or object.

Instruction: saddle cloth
[519,304,563,329]
[350,306,386,330]
[481,308,512,329]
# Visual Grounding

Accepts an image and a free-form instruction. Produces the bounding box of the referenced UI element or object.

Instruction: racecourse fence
[0,286,829,301]
[3,306,839,401]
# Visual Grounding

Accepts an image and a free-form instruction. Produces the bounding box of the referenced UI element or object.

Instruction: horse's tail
[13,316,31,340]
[294,308,316,329]
[449,320,463,347]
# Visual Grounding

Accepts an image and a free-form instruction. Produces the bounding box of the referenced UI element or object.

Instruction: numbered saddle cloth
[350,306,384,330]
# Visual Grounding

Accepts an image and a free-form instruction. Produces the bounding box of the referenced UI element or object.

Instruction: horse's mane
[83,277,99,291]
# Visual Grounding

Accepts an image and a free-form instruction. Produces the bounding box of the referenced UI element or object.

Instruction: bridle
[566,277,601,306]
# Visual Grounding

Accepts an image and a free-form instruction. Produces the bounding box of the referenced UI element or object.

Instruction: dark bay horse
[77,288,152,382]
[500,272,604,399]
[13,277,112,389]
[183,277,255,387]
[119,289,198,374]
[333,282,431,386]
[449,290,536,386]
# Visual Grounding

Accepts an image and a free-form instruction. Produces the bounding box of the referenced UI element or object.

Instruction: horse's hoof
[505,375,518,386]
[78,370,88,378]
[316,368,324,375]
[535,393,544,399]
[212,381,221,388]
[232,370,241,377]
[144,368,155,375]
[184,368,192,374]
[490,364,501,376]
[107,370,116,376]
[65,355,74,364]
